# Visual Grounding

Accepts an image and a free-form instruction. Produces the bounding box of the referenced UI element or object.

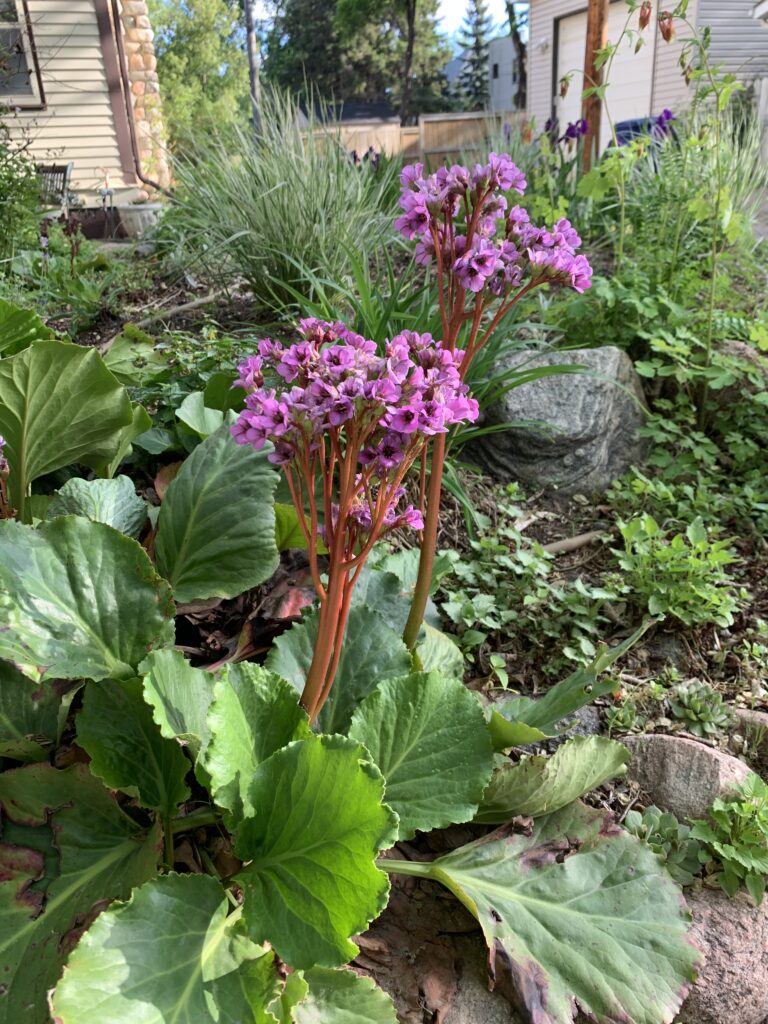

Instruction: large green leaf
[89,403,153,479]
[101,328,169,386]
[176,391,225,437]
[386,802,700,1024]
[489,625,651,749]
[0,660,59,762]
[267,606,412,734]
[0,341,132,520]
[51,873,285,1024]
[47,475,147,538]
[0,518,175,682]
[414,622,464,678]
[349,671,493,839]
[235,734,398,969]
[205,663,310,822]
[294,968,397,1024]
[0,298,53,356]
[155,425,279,603]
[0,763,161,1024]
[476,736,631,823]
[141,647,214,760]
[77,678,190,816]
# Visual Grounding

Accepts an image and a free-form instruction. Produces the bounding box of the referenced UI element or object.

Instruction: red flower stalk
[395,154,593,649]
[231,321,477,722]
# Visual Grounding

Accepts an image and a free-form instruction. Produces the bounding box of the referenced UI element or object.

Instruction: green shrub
[624,806,703,887]
[690,774,768,905]
[612,514,744,628]
[0,119,39,269]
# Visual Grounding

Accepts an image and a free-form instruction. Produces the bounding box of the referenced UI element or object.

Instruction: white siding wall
[698,0,768,80]
[529,0,700,127]
[4,0,138,203]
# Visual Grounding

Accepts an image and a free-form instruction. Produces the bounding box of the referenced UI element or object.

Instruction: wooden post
[581,0,608,171]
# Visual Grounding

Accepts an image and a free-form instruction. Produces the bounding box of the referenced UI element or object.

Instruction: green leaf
[140,647,214,761]
[393,802,700,1024]
[236,734,398,969]
[490,625,649,747]
[275,502,311,550]
[295,968,397,1024]
[89,403,153,479]
[0,661,59,762]
[476,737,630,823]
[414,622,464,678]
[488,715,549,748]
[77,678,190,815]
[0,517,175,682]
[205,663,310,822]
[267,606,411,734]
[47,475,147,538]
[176,391,225,437]
[348,671,493,839]
[0,341,133,521]
[102,329,169,386]
[0,763,161,1024]
[155,425,279,604]
[0,298,53,355]
[204,371,247,413]
[52,873,285,1024]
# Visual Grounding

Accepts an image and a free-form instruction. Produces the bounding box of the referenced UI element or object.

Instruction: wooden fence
[324,110,527,166]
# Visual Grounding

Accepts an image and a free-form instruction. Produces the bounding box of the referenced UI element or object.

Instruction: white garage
[555,2,656,144]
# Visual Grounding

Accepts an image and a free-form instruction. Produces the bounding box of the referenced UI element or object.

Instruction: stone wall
[118,0,171,193]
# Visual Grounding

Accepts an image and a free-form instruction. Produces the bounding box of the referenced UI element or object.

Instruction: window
[492,63,499,80]
[0,0,43,107]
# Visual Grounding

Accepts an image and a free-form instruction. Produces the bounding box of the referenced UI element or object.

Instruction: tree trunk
[581,0,608,171]
[399,0,417,126]
[505,2,527,111]
[244,0,261,134]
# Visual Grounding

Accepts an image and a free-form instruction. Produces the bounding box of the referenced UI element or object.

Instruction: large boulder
[623,733,751,820]
[676,886,768,1024]
[471,346,647,496]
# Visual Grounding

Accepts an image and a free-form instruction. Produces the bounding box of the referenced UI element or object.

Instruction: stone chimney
[118,0,171,192]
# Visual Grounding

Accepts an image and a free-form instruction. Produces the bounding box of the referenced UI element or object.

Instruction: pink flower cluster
[230,320,478,537]
[0,436,7,475]
[396,152,592,295]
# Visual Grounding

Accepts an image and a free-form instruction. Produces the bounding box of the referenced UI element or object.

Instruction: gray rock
[444,935,523,1024]
[471,346,647,496]
[676,887,768,1024]
[733,708,768,759]
[624,733,751,820]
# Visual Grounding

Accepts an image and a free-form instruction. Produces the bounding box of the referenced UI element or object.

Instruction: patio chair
[36,162,81,216]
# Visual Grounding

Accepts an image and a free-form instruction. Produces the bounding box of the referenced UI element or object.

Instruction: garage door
[555,0,655,146]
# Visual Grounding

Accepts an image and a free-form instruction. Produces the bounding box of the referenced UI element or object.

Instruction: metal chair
[36,161,78,215]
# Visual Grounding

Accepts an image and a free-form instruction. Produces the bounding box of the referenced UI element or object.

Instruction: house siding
[528,0,700,126]
[697,0,768,81]
[4,0,140,202]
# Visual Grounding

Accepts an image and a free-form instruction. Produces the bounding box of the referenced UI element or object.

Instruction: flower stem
[402,433,447,651]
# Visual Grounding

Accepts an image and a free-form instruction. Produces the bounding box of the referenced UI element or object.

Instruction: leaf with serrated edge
[47,476,147,538]
[140,647,214,761]
[155,425,279,604]
[266,606,411,734]
[236,734,398,969]
[294,968,397,1023]
[0,763,160,1024]
[77,678,190,815]
[414,622,464,678]
[0,660,59,762]
[0,518,175,682]
[0,341,132,521]
[205,663,310,822]
[349,671,493,840]
[393,801,700,1024]
[52,873,285,1024]
[476,737,630,823]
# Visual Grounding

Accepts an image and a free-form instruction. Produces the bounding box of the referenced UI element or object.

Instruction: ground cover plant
[2,2,768,1021]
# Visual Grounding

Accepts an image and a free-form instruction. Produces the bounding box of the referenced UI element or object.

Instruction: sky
[437,0,510,38]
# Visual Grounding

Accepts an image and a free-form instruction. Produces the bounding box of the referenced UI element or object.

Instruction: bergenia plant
[231,318,478,721]
[395,152,593,648]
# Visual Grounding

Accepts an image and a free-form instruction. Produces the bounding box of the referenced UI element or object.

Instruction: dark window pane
[492,63,499,79]
[0,1,17,25]
[0,27,33,95]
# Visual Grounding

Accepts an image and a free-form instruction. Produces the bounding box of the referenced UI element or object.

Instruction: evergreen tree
[457,0,492,110]
[147,0,250,150]
[263,0,347,101]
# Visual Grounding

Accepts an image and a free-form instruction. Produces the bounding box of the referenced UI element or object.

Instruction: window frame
[0,0,45,110]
